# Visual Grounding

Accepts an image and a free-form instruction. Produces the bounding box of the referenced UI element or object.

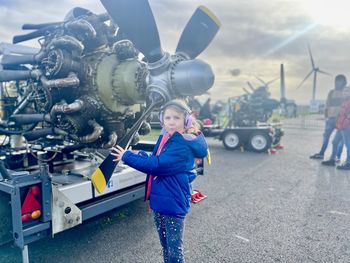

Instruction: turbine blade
[307,44,315,69]
[318,69,332,76]
[296,70,313,89]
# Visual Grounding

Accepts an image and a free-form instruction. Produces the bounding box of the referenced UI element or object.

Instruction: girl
[111,99,208,263]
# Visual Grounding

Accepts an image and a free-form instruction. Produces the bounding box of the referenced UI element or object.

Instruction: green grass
[139,128,161,141]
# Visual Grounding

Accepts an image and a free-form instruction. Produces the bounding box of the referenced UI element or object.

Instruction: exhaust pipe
[9,114,51,125]
[0,69,41,82]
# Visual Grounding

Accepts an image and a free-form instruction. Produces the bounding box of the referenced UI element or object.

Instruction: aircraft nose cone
[172,59,214,96]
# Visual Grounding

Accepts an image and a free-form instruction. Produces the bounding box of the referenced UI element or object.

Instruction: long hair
[185,115,201,135]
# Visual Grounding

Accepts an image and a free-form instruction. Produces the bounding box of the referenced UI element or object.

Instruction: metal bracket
[52,186,82,235]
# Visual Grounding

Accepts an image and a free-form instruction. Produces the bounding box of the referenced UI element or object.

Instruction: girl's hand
[111,145,126,162]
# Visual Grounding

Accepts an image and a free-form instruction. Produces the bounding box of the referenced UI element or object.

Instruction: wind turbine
[297,44,331,101]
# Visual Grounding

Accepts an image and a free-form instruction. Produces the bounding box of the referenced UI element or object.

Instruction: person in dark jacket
[323,93,350,169]
[111,99,208,263]
[310,74,348,160]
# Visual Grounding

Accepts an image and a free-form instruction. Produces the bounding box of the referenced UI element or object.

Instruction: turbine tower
[297,44,331,101]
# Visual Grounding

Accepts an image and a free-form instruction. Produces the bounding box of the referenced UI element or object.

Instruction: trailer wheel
[248,131,271,153]
[272,129,283,145]
[222,131,240,150]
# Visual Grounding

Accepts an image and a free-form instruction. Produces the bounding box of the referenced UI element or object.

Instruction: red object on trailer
[274,145,284,150]
[21,185,42,222]
[191,190,207,204]
[203,118,213,125]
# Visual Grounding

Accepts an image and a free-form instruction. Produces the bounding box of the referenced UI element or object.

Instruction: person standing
[111,99,208,262]
[323,92,350,169]
[310,74,347,160]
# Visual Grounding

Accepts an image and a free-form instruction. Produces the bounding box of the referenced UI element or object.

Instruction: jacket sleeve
[137,150,149,157]
[122,146,188,176]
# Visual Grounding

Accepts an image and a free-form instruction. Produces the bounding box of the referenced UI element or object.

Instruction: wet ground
[1,126,350,263]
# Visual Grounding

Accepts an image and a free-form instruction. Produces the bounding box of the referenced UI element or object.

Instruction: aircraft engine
[0,3,220,148]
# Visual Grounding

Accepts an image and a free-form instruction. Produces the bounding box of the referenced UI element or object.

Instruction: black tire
[222,131,240,150]
[248,131,272,153]
[272,129,284,145]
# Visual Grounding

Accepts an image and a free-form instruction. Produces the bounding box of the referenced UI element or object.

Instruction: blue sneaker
[336,163,350,170]
[321,159,336,166]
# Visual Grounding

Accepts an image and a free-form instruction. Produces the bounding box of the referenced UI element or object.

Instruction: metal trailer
[202,122,284,153]
[0,141,205,263]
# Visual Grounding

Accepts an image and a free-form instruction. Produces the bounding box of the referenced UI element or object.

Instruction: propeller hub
[171,59,214,96]
[147,52,170,73]
[146,56,215,103]
[146,52,174,104]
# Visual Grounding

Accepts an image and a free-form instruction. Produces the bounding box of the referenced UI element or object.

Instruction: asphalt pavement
[1,127,350,263]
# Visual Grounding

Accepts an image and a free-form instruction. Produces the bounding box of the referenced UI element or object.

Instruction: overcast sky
[1,0,350,104]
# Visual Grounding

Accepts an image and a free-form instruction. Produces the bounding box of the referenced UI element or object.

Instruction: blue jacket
[122,131,208,217]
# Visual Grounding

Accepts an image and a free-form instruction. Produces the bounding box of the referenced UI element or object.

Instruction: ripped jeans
[153,212,185,263]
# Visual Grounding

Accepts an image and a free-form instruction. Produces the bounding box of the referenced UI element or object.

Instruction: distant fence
[281,114,324,130]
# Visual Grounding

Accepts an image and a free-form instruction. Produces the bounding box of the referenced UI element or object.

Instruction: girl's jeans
[341,127,350,164]
[153,212,185,263]
[330,129,344,160]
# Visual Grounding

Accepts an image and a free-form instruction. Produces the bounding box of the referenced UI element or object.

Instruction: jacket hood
[169,131,208,158]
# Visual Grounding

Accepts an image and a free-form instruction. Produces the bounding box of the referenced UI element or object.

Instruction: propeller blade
[254,76,278,87]
[1,54,36,65]
[247,81,255,91]
[91,97,163,193]
[254,75,267,85]
[307,44,315,69]
[242,87,251,94]
[100,0,163,63]
[266,77,279,86]
[318,69,332,76]
[0,42,39,55]
[176,6,221,59]
[296,70,313,89]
